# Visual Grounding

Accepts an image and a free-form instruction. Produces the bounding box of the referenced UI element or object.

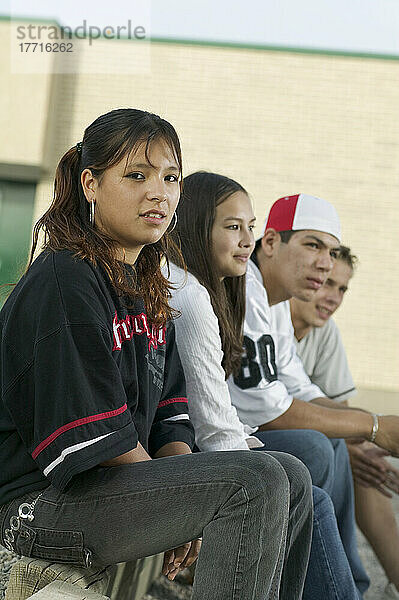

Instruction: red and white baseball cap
[263,193,341,242]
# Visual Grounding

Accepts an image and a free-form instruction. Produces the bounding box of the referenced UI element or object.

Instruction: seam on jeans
[232,486,249,600]
[263,469,289,600]
[268,495,288,598]
[258,457,291,599]
[313,512,340,600]
[43,479,258,507]
[251,485,276,600]
[37,498,58,507]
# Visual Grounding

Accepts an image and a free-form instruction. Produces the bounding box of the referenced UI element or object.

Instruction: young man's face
[272,230,341,302]
[290,259,353,327]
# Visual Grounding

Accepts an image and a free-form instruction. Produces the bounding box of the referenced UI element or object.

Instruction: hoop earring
[89,201,95,226]
[168,212,177,233]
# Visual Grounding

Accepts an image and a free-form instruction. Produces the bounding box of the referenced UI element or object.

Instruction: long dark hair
[171,171,247,378]
[28,108,183,327]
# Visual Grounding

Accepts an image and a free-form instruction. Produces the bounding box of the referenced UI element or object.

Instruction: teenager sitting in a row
[0,109,313,600]
[291,248,399,600]
[168,172,399,599]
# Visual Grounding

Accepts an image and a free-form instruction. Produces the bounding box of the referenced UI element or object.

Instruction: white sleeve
[228,274,294,427]
[170,282,249,452]
[308,320,356,402]
[274,303,324,402]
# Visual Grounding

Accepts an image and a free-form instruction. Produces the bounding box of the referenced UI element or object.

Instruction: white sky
[1,0,399,55]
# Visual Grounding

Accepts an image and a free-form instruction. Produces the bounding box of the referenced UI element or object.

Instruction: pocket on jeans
[16,521,92,567]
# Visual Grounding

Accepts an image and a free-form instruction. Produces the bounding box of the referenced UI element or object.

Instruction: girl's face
[81,138,181,264]
[211,191,256,280]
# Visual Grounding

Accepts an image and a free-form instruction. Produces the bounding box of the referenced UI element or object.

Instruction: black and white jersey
[0,250,194,505]
[228,259,323,428]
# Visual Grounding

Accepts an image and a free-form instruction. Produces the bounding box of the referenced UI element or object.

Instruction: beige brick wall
[0,21,53,166]
[2,24,398,399]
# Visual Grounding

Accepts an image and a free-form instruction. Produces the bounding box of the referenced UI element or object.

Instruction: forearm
[311,397,369,413]
[100,442,151,465]
[259,398,374,439]
[154,441,192,458]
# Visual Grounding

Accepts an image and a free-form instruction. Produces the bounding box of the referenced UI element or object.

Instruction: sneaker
[384,583,399,599]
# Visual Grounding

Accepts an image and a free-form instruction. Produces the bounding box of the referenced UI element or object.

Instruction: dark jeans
[255,429,369,597]
[1,450,312,600]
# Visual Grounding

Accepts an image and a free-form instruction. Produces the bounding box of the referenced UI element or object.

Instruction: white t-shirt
[167,263,254,452]
[295,319,356,403]
[228,259,324,428]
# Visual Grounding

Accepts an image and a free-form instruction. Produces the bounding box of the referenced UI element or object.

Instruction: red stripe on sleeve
[157,397,188,409]
[32,403,128,459]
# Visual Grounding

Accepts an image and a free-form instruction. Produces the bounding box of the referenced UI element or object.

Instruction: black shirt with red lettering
[0,250,194,505]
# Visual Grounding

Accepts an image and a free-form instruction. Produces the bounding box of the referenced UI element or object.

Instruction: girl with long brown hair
[168,171,255,449]
[167,170,364,600]
[0,110,313,599]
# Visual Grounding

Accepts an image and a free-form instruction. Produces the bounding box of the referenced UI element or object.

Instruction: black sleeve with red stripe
[148,322,195,456]
[10,323,139,491]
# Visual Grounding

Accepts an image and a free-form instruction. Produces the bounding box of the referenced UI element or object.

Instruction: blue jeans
[1,450,313,600]
[308,487,361,600]
[255,429,369,597]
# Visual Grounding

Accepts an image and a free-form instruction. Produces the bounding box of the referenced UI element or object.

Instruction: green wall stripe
[1,13,399,61]
[149,36,399,61]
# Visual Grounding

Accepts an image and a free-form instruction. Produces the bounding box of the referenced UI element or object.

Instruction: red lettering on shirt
[112,311,166,352]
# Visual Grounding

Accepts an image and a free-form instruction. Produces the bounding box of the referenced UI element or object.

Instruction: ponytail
[28,146,86,268]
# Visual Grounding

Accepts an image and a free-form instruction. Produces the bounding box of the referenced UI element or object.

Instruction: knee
[303,430,336,473]
[302,430,335,459]
[268,451,312,498]
[329,437,350,460]
[312,486,335,519]
[219,450,291,500]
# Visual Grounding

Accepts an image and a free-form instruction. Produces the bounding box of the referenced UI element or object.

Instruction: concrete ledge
[26,581,108,600]
[107,555,163,599]
[5,555,163,600]
[5,558,112,600]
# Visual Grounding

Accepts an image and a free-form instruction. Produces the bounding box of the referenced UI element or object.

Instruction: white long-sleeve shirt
[228,260,324,428]
[167,263,255,451]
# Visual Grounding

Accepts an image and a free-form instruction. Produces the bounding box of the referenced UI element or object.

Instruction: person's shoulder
[35,250,106,304]
[301,319,338,356]
[246,259,263,285]
[245,259,271,322]
[33,250,112,326]
[273,299,291,319]
[271,299,293,333]
[21,249,97,287]
[166,265,219,339]
[316,318,339,343]
[50,249,99,282]
[168,263,211,306]
[246,260,268,297]
[167,262,201,290]
[1,251,63,319]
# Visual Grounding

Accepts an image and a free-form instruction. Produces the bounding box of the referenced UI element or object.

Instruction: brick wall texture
[4,32,398,393]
